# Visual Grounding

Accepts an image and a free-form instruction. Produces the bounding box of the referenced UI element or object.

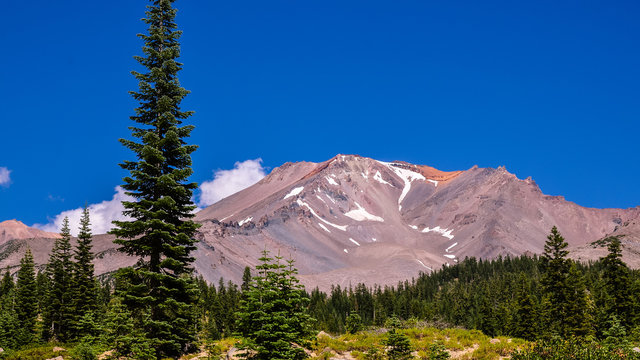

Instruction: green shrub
[425,342,449,360]
[346,313,364,334]
[71,342,97,360]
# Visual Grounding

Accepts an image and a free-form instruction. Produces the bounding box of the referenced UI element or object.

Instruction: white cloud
[198,159,266,207]
[36,186,135,236]
[0,167,11,187]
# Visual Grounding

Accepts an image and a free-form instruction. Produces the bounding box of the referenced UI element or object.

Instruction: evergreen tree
[384,317,412,360]
[241,266,252,292]
[540,226,570,337]
[15,248,38,347]
[346,313,363,334]
[511,273,538,340]
[236,251,315,360]
[602,314,629,350]
[36,270,50,314]
[0,268,17,350]
[44,216,75,342]
[563,262,594,337]
[71,206,98,339]
[601,237,634,328]
[110,0,200,357]
[0,268,14,298]
[101,298,155,360]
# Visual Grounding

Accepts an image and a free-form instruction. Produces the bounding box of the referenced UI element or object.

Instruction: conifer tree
[563,262,594,337]
[0,268,13,297]
[0,287,18,350]
[236,251,315,360]
[15,248,38,347]
[384,317,412,360]
[540,226,570,337]
[44,216,75,342]
[36,270,50,314]
[71,206,98,339]
[110,0,199,356]
[241,266,252,292]
[511,273,538,340]
[601,237,634,328]
[0,267,17,349]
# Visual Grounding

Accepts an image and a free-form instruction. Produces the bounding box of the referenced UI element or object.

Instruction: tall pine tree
[15,248,38,347]
[71,206,98,339]
[44,217,75,342]
[111,0,199,357]
[540,226,570,337]
[601,237,634,329]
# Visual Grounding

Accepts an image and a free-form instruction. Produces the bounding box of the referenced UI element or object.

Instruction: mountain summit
[192,155,639,289]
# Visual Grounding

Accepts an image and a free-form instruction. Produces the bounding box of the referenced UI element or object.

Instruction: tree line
[1,219,638,358]
[195,226,640,345]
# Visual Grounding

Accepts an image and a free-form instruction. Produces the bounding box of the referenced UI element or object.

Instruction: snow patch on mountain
[379,162,425,211]
[373,171,392,186]
[445,242,458,252]
[416,260,433,271]
[284,186,304,200]
[344,202,384,222]
[326,176,338,186]
[297,199,347,231]
[349,238,361,246]
[421,226,455,240]
[428,179,439,187]
[238,217,252,226]
[318,223,331,233]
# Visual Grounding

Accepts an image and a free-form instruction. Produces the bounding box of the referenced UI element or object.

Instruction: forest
[1,219,640,359]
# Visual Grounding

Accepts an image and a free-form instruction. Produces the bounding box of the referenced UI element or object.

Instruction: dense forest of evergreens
[1,219,639,358]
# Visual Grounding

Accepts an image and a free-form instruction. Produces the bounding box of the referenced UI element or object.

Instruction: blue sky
[1,0,639,232]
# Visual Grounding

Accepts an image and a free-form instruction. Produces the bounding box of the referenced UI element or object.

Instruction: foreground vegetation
[4,324,640,360]
[2,223,640,359]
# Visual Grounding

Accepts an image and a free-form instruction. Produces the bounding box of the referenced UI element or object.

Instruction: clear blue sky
[1,0,639,228]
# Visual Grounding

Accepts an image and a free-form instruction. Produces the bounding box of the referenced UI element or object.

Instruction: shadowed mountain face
[1,155,638,290]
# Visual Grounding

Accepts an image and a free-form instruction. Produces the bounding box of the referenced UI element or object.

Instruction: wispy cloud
[35,186,135,236]
[0,167,11,187]
[198,159,267,207]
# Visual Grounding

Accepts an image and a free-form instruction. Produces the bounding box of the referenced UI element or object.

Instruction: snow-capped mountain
[191,154,639,290]
[1,155,638,290]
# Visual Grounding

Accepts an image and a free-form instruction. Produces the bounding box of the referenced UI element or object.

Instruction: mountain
[1,155,638,290]
[192,155,639,290]
[0,221,134,274]
[0,219,60,245]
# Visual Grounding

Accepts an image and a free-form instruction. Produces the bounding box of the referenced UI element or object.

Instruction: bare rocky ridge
[1,155,638,290]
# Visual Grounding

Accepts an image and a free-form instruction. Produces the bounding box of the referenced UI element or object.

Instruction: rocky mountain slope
[1,155,638,290]
[192,155,639,289]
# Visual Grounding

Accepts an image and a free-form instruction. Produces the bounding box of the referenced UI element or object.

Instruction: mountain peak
[0,219,61,244]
